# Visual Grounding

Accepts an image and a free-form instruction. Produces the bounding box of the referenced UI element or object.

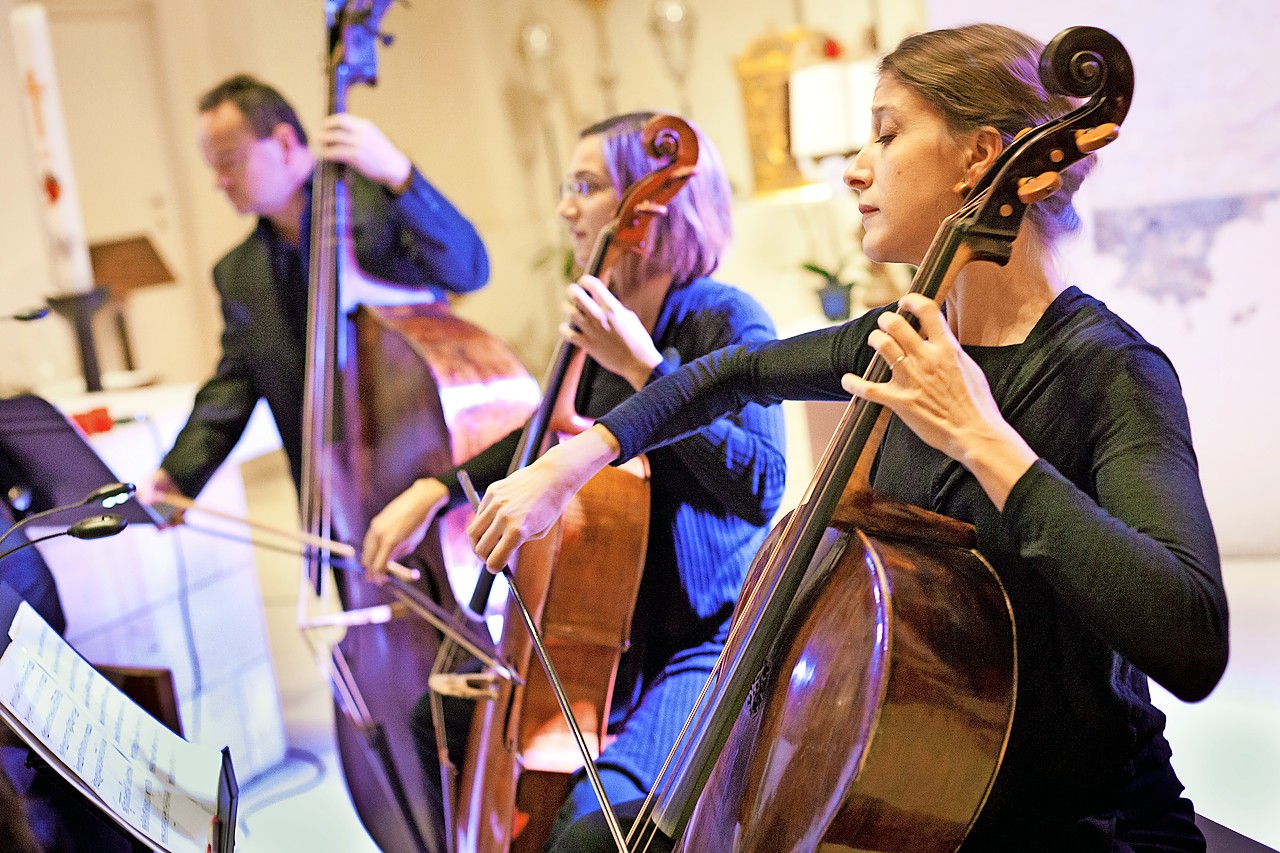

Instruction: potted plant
[803,259,857,322]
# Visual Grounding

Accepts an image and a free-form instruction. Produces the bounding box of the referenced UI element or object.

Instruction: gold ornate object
[734,26,840,196]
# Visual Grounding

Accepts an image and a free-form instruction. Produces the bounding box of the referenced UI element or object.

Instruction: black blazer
[162,169,489,497]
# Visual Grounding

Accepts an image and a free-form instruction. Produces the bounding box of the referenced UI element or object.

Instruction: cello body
[454,454,650,853]
[676,490,1015,853]
[449,117,701,852]
[301,6,541,852]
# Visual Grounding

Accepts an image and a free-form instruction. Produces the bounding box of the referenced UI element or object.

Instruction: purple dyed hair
[581,112,733,285]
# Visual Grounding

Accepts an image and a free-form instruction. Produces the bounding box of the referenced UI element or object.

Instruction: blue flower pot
[818,285,852,321]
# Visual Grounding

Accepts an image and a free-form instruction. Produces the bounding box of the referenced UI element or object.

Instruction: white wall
[924,1,1280,845]
[924,3,1280,555]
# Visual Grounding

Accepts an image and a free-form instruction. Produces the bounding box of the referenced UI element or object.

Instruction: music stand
[0,394,158,528]
[46,287,109,393]
[88,234,174,374]
[0,581,239,853]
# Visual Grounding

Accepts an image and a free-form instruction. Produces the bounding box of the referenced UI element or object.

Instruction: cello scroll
[956,25,1132,270]
[596,116,701,275]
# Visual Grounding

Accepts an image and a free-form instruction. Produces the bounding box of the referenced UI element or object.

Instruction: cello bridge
[429,671,501,700]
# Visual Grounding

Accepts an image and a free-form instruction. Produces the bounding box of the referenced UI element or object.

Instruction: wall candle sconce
[650,0,696,118]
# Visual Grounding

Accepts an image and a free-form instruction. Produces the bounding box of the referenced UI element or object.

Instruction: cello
[609,26,1134,853]
[446,117,700,853]
[302,3,538,852]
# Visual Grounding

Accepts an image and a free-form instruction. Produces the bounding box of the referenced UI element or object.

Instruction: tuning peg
[1017,172,1063,204]
[1076,123,1120,153]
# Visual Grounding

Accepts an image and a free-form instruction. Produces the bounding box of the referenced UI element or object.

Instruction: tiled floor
[227,445,1280,853]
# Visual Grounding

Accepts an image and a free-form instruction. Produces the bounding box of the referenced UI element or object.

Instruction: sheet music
[0,600,222,853]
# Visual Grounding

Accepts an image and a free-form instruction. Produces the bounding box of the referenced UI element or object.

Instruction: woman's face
[557,134,621,268]
[843,73,972,266]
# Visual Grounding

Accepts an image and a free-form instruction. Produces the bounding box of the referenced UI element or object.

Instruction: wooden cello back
[336,302,538,853]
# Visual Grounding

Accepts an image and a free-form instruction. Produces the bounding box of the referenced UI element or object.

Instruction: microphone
[0,514,128,563]
[0,481,136,544]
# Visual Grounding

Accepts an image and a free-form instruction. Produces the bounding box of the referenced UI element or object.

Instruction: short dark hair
[197,74,308,145]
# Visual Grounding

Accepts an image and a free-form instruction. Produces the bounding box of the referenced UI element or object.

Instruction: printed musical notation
[0,599,228,853]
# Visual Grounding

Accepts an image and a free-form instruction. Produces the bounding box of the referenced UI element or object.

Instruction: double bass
[611,26,1134,853]
[447,117,700,853]
[302,3,538,851]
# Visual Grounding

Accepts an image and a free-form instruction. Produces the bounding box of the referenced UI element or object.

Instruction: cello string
[438,120,699,848]
[626,457,827,843]
[631,162,1012,853]
[626,241,945,844]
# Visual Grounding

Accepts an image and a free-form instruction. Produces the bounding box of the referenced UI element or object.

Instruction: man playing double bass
[144,74,489,509]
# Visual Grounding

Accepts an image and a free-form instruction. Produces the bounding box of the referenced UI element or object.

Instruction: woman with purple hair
[362,112,786,848]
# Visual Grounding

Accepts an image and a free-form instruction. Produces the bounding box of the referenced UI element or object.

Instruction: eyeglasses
[559,176,613,200]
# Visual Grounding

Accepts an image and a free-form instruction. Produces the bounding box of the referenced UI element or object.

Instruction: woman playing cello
[361,112,787,847]
[466,24,1230,852]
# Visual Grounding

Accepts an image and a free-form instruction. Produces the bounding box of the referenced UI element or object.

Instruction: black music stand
[0,581,238,853]
[0,393,158,529]
[46,287,109,393]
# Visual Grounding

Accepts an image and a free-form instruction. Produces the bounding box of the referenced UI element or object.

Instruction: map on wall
[1093,192,1280,306]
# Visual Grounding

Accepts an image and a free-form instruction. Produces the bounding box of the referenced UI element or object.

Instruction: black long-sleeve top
[596,286,1229,848]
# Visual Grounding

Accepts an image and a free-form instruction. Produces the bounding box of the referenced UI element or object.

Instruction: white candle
[10,2,94,296]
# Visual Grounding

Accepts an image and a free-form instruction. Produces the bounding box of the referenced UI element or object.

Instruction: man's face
[197,101,298,216]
